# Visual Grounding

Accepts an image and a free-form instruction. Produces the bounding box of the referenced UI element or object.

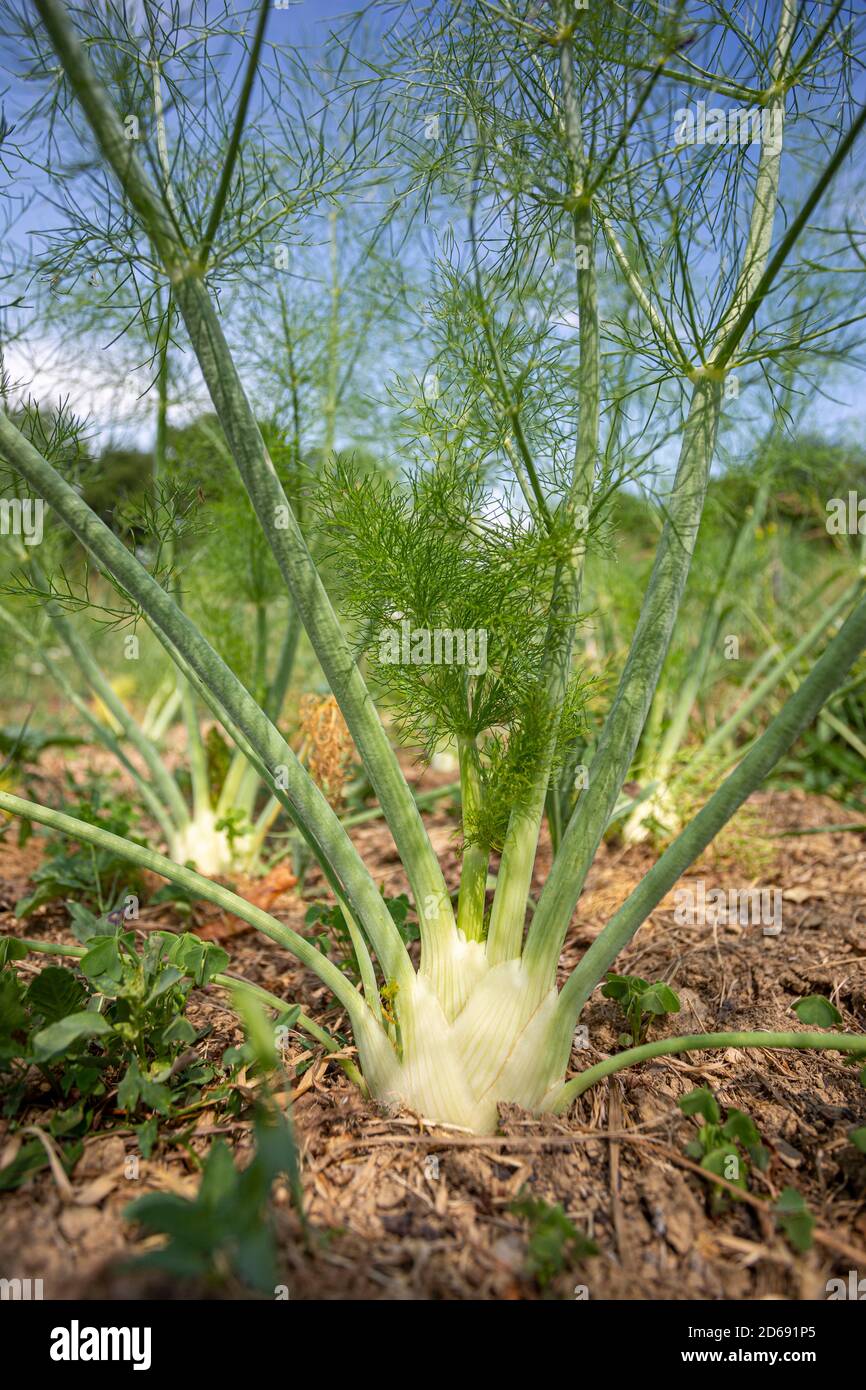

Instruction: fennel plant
[1,0,866,1133]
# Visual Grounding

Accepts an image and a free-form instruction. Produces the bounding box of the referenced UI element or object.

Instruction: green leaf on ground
[792,995,842,1027]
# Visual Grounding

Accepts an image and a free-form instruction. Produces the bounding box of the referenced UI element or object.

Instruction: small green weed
[511,1192,597,1291]
[602,972,681,1047]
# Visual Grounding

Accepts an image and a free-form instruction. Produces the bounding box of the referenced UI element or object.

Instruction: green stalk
[180,680,212,820]
[215,741,254,822]
[223,605,303,835]
[216,572,301,825]
[244,793,283,868]
[551,1032,866,1110]
[228,602,277,827]
[33,0,456,989]
[624,481,771,837]
[488,25,599,963]
[264,605,302,724]
[465,153,568,965]
[639,667,670,774]
[154,280,214,830]
[554,581,866,1038]
[709,0,795,357]
[168,526,212,827]
[339,903,383,1026]
[149,45,180,226]
[144,683,182,743]
[524,0,803,985]
[456,737,488,942]
[253,601,268,707]
[230,759,263,827]
[713,99,866,370]
[545,777,567,860]
[153,288,169,487]
[661,482,771,765]
[486,564,578,967]
[523,376,722,985]
[197,0,270,267]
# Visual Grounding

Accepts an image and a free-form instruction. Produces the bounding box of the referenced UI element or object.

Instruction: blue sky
[1,0,865,470]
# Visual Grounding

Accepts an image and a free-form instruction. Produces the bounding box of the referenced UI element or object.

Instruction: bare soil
[1,771,865,1301]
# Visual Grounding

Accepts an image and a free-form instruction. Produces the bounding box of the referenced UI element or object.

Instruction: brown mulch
[1,776,865,1301]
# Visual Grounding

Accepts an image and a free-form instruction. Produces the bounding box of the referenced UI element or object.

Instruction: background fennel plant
[1,0,866,1133]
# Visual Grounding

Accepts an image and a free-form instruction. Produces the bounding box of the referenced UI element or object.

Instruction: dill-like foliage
[313,455,590,844]
[314,459,560,735]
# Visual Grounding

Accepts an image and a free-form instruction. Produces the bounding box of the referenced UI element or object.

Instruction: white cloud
[2,335,208,449]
